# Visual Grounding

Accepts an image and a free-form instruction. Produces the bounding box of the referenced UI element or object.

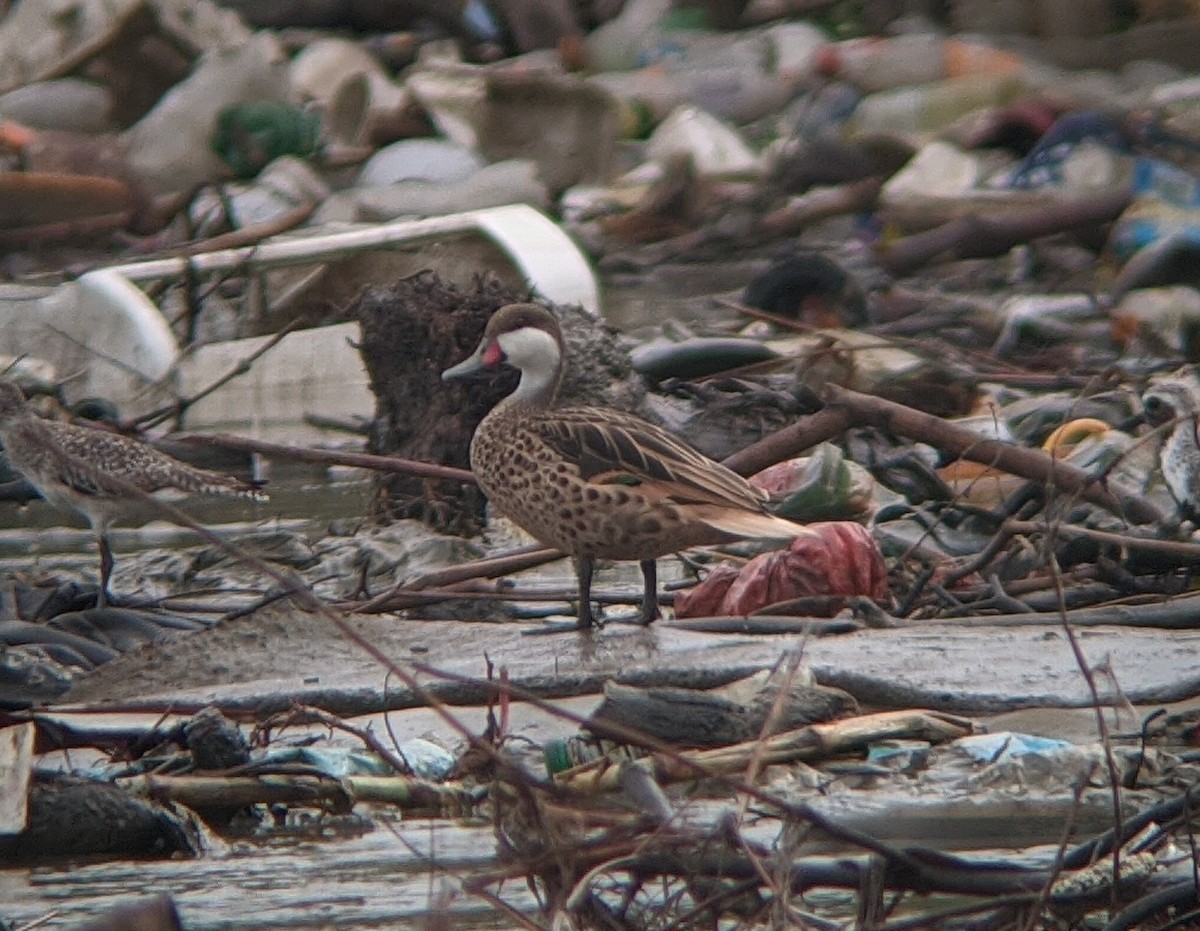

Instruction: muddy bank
[60,606,1200,716]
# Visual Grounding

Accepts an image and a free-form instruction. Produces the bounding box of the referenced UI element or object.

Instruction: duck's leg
[575,556,598,628]
[97,530,113,608]
[638,559,661,625]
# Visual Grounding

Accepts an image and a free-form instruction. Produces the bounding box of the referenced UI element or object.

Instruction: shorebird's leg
[97,530,114,608]
[574,556,598,629]
[638,559,661,625]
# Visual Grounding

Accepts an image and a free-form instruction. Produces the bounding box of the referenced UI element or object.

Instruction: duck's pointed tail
[689,506,813,541]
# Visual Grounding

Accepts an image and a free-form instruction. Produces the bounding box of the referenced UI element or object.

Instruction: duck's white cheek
[497,327,561,365]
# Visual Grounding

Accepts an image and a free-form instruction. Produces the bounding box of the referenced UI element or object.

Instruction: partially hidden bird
[1143,378,1200,519]
[441,303,809,629]
[0,379,267,607]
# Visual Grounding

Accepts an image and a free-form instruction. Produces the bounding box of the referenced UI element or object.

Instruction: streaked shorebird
[1143,378,1200,519]
[0,379,266,606]
[442,303,809,629]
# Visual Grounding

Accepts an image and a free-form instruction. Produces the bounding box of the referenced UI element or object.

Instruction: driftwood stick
[879,185,1131,276]
[403,544,560,590]
[121,772,476,812]
[620,845,1147,903]
[0,712,181,756]
[135,319,307,431]
[824,386,1163,524]
[658,615,860,635]
[149,203,315,260]
[345,545,563,613]
[557,709,972,793]
[587,677,857,749]
[724,386,1164,525]
[863,591,1200,630]
[761,177,883,237]
[721,406,852,476]
[1004,520,1200,563]
[0,209,134,247]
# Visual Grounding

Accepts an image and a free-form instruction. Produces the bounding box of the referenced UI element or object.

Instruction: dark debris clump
[350,270,527,532]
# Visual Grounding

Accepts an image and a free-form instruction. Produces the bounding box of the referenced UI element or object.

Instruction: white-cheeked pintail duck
[442,303,809,629]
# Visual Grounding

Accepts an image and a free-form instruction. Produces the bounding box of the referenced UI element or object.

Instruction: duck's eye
[1145,396,1162,413]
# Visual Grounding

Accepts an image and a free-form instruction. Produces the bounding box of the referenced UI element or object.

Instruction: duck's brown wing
[528,406,770,511]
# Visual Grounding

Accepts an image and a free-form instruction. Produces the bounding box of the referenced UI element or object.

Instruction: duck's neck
[500,365,561,412]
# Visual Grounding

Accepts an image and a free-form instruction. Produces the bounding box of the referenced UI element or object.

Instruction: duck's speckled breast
[470,406,727,560]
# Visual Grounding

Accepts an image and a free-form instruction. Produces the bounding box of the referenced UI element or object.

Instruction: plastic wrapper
[750,444,875,521]
[1108,157,1200,261]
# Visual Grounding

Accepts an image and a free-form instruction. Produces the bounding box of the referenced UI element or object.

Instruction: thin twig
[176,432,476,485]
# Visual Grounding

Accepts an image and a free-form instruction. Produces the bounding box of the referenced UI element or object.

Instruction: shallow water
[0,466,372,614]
[0,465,369,556]
[1,817,525,929]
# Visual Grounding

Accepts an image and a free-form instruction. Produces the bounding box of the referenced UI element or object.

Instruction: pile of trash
[4,0,1200,927]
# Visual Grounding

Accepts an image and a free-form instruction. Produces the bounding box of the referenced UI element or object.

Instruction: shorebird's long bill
[442,343,487,381]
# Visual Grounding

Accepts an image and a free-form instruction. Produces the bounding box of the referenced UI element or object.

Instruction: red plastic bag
[675,521,887,618]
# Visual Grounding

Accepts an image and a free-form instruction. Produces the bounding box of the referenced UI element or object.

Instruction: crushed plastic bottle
[851,72,1025,135]
[584,0,673,72]
[122,32,289,195]
[0,79,113,132]
[818,35,1023,93]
